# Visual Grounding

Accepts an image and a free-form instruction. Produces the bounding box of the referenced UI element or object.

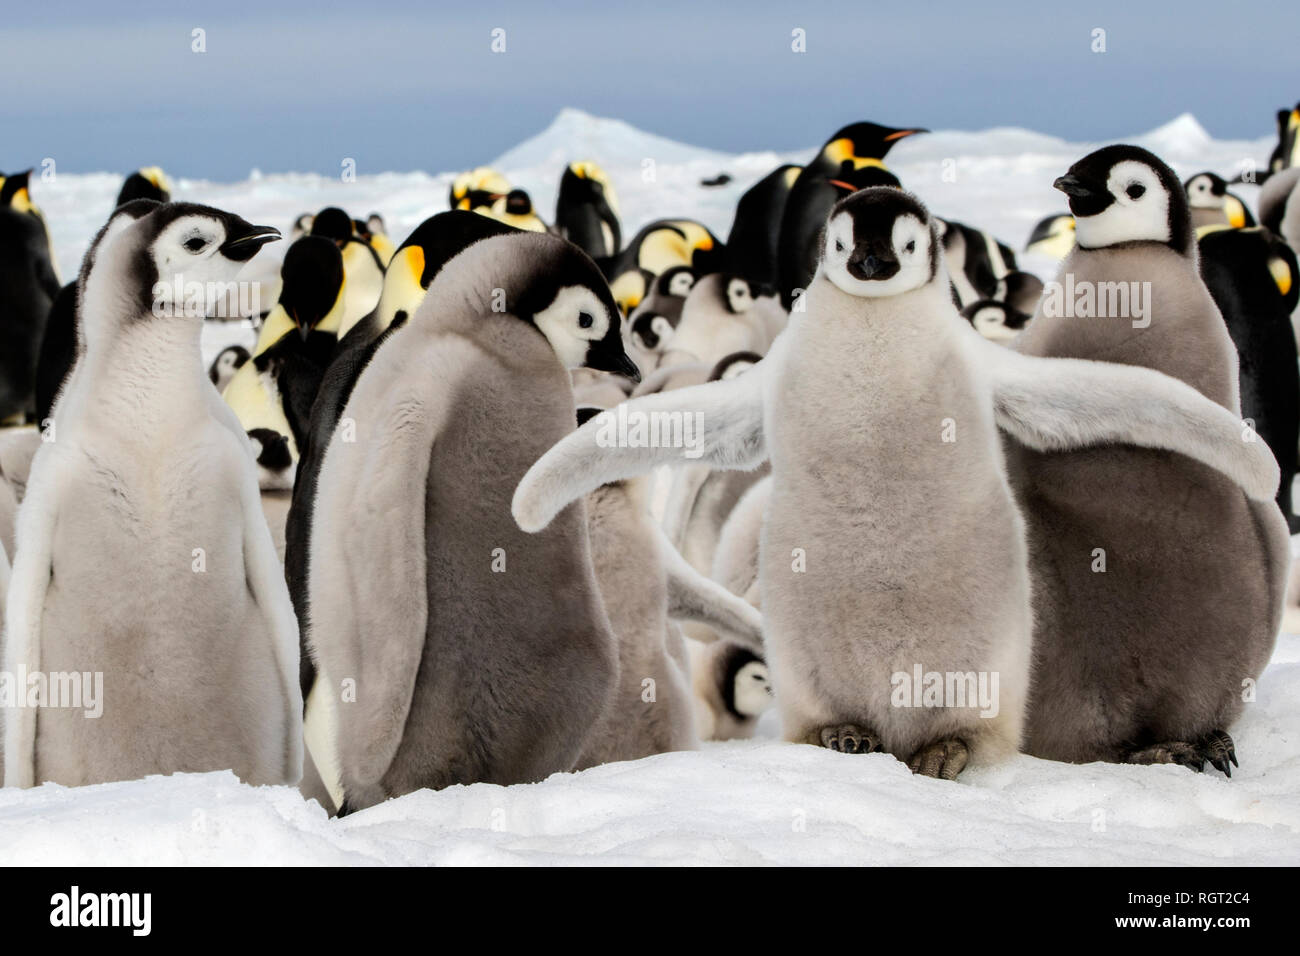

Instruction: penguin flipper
[307,336,457,792]
[513,369,768,534]
[1,458,58,788]
[986,338,1281,501]
[655,524,764,653]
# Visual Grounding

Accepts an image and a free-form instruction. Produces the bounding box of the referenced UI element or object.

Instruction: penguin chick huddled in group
[305,229,640,813]
[208,343,250,393]
[513,186,1278,780]
[1008,145,1290,774]
[776,121,925,309]
[625,265,696,370]
[3,200,301,789]
[1184,172,1255,230]
[657,273,785,369]
[575,408,765,767]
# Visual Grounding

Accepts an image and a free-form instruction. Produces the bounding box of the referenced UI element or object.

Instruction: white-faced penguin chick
[1184,172,1256,230]
[1007,145,1291,775]
[691,474,775,740]
[513,186,1280,780]
[222,234,346,460]
[208,343,250,392]
[3,201,301,789]
[573,407,765,767]
[662,274,786,369]
[306,230,642,813]
[961,299,1032,344]
[625,265,696,371]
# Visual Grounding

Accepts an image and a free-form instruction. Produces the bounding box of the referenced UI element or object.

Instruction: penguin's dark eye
[905,240,916,254]
[1126,183,1146,200]
[578,312,594,329]
[834,240,845,253]
[184,237,208,252]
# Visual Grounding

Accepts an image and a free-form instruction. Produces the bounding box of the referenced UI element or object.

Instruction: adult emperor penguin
[1258,166,1300,253]
[2,201,301,788]
[1025,212,1076,259]
[513,186,1279,779]
[724,164,802,287]
[1199,226,1300,530]
[116,166,173,205]
[306,230,640,811]
[448,166,511,212]
[607,219,726,316]
[1184,172,1255,230]
[1007,145,1290,773]
[487,189,548,233]
[555,161,621,260]
[308,207,385,333]
[0,171,61,423]
[776,121,924,309]
[222,234,346,458]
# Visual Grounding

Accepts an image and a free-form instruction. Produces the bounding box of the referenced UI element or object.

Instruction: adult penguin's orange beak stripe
[884,128,927,141]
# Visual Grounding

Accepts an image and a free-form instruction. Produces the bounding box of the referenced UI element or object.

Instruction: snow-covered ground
[4,109,1296,865]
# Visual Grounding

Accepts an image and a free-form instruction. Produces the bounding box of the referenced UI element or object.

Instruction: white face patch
[666,271,694,297]
[733,661,774,717]
[823,211,933,298]
[150,215,238,317]
[1074,160,1170,249]
[532,284,612,369]
[1186,174,1219,209]
[726,278,754,313]
[972,305,1017,342]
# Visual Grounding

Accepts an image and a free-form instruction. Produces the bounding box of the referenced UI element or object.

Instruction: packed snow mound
[492,107,735,171]
[4,637,1297,866]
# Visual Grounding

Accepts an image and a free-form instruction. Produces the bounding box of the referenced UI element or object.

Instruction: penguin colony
[0,100,1295,814]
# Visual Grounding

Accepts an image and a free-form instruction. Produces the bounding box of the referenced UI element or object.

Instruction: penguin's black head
[655,265,696,298]
[708,350,762,382]
[961,299,1031,342]
[497,236,642,382]
[310,207,354,245]
[821,187,939,297]
[1185,171,1228,206]
[719,646,773,720]
[504,189,533,216]
[0,169,33,209]
[116,167,172,207]
[631,311,674,352]
[279,235,344,337]
[821,122,927,174]
[247,427,293,472]
[94,201,280,318]
[715,275,764,314]
[1053,145,1191,254]
[209,344,251,385]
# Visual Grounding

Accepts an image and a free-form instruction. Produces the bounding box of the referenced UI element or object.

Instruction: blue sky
[3,0,1297,180]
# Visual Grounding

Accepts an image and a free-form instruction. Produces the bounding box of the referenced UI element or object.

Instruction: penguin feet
[906,737,969,780]
[1199,729,1239,778]
[814,724,881,754]
[1124,741,1206,772]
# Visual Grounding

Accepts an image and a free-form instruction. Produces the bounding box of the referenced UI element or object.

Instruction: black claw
[1229,750,1239,768]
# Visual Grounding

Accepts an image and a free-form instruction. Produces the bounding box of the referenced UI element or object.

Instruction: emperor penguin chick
[3,201,300,788]
[513,187,1279,779]
[307,231,641,812]
[1009,145,1291,774]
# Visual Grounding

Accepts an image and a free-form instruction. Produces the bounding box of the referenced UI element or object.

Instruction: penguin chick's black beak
[585,339,642,383]
[220,224,282,262]
[846,244,899,282]
[1053,174,1112,217]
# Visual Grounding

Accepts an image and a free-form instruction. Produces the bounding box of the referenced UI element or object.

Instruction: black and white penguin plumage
[1025,212,1076,259]
[115,166,172,206]
[0,171,61,423]
[1184,172,1256,230]
[961,299,1031,343]
[1198,225,1300,530]
[208,344,251,393]
[775,121,925,309]
[724,163,801,287]
[606,219,726,316]
[555,161,621,260]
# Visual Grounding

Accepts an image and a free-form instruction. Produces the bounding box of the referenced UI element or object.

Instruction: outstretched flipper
[514,368,768,533]
[984,339,1280,501]
[655,524,764,653]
